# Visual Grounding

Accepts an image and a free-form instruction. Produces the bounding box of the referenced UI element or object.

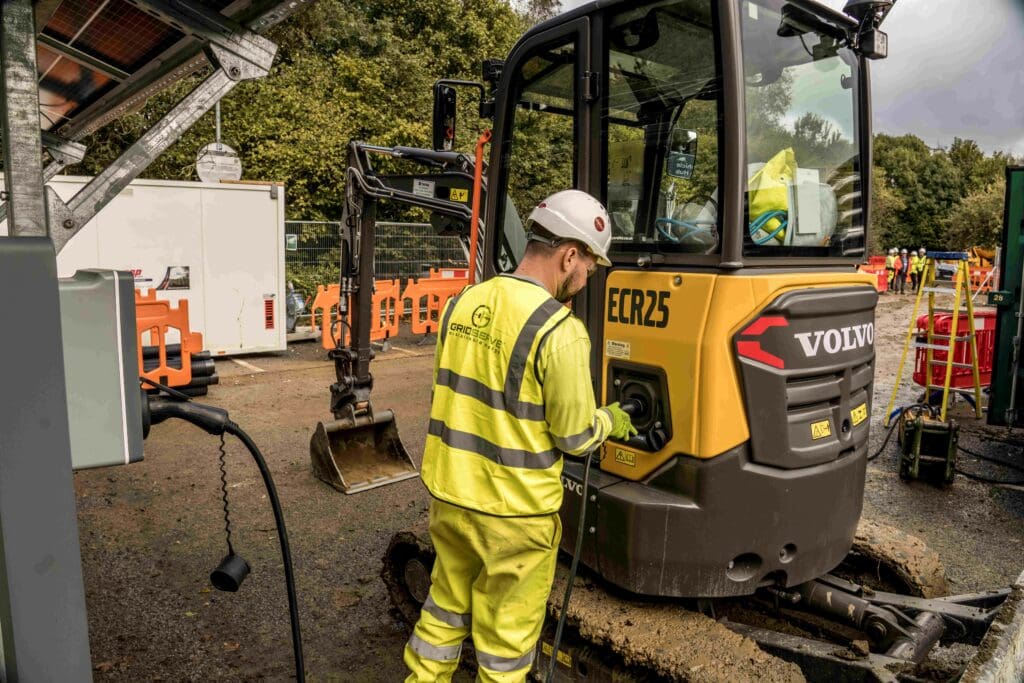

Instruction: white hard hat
[900,248,908,254]
[890,247,898,254]
[526,190,612,266]
[919,247,926,254]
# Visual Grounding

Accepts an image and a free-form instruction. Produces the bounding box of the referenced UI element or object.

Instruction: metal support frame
[48,6,279,253]
[0,133,87,229]
[1,0,47,236]
[127,0,276,75]
[0,1,93,679]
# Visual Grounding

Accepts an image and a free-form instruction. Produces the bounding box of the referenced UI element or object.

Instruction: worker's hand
[605,402,639,440]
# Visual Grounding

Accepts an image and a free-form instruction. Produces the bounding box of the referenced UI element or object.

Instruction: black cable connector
[143,395,305,682]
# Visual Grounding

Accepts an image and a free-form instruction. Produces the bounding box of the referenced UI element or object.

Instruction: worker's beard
[555,275,577,303]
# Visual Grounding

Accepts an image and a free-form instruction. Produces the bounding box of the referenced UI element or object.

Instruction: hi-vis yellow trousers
[404,498,562,682]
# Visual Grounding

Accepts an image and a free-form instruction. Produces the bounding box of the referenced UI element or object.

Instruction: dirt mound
[548,569,805,682]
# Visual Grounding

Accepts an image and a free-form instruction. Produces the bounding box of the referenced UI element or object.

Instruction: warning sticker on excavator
[448,188,469,202]
[851,403,868,426]
[811,419,832,440]
[413,179,435,198]
[541,642,573,668]
[614,448,636,467]
[606,339,631,359]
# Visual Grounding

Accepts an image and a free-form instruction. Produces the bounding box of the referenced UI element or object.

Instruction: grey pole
[1,0,46,235]
[0,0,93,680]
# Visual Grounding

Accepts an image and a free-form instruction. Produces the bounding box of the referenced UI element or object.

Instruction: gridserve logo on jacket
[447,303,503,352]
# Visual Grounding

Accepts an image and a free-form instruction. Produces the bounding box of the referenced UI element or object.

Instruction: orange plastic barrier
[372,279,403,342]
[403,273,468,335]
[970,267,993,294]
[858,265,888,292]
[312,280,405,350]
[135,289,203,387]
[311,284,347,349]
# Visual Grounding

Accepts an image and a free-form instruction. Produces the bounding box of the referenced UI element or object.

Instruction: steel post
[0,3,92,680]
[1,0,47,236]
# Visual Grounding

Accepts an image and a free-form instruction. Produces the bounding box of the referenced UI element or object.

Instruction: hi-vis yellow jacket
[421,274,613,517]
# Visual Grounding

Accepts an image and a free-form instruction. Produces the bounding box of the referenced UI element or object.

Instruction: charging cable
[546,399,641,683]
[143,387,305,682]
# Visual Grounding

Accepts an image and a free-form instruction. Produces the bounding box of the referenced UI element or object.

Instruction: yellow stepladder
[883,251,983,426]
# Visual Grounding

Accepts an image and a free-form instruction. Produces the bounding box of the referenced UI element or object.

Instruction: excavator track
[382,518,1015,682]
[845,518,948,598]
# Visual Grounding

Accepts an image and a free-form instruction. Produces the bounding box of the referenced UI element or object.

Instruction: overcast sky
[558,0,1024,157]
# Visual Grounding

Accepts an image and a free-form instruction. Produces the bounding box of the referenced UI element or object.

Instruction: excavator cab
[482,0,876,597]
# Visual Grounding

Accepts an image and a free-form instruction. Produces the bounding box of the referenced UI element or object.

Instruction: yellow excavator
[310,0,1024,679]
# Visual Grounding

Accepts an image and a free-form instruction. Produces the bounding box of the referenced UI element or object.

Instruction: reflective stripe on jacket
[421,274,612,517]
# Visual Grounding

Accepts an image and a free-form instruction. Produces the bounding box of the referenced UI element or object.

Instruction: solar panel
[33,0,283,141]
[37,42,116,130]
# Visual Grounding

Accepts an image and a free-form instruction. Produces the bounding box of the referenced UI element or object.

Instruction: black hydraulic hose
[546,450,593,683]
[225,421,305,683]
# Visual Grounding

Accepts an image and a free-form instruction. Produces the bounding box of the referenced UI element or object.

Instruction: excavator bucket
[310,409,419,494]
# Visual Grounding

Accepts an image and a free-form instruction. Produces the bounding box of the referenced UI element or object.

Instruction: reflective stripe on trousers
[404,499,561,683]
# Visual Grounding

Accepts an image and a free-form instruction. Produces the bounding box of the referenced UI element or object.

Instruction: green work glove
[605,402,639,440]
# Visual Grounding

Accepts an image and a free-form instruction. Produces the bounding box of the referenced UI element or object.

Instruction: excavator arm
[310,140,481,494]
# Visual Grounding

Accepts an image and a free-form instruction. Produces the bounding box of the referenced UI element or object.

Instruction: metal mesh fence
[373,222,467,281]
[284,220,467,298]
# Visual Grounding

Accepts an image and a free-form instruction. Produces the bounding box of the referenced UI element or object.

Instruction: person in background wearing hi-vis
[885,247,897,293]
[894,248,908,294]
[403,189,638,683]
[909,248,922,294]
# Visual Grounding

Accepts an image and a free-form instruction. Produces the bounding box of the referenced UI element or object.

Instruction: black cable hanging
[217,434,235,555]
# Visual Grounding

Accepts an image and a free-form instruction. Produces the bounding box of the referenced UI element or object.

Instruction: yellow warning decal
[850,403,868,426]
[449,188,469,202]
[541,642,572,667]
[614,448,636,467]
[810,420,832,440]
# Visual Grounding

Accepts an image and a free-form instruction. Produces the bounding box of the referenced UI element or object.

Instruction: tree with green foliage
[941,182,1006,249]
[869,167,905,254]
[873,133,962,248]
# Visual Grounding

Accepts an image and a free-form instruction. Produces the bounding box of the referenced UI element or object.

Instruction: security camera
[843,0,895,59]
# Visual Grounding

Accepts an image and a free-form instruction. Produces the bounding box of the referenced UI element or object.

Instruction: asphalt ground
[75,294,1024,680]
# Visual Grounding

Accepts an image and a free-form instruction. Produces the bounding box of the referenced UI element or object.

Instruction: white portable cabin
[45,176,287,356]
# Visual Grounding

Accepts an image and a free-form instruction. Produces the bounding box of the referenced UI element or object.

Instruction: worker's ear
[559,244,578,274]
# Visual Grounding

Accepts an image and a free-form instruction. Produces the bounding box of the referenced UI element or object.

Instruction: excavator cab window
[494,37,579,273]
[741,0,864,257]
[603,0,724,256]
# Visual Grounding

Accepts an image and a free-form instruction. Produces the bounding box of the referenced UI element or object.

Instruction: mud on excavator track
[382,519,1024,682]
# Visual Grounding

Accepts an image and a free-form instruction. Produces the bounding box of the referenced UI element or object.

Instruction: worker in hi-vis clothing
[404,190,637,682]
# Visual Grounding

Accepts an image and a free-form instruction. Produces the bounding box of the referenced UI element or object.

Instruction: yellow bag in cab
[748,147,797,245]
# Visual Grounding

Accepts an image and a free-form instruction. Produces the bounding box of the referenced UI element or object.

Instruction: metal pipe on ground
[141,356,216,376]
[141,344,211,361]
